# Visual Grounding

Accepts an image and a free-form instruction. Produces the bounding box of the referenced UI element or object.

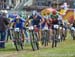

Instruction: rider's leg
[21,30,25,42]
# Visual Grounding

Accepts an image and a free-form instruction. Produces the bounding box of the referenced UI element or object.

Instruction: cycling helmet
[52,10,57,15]
[32,10,37,16]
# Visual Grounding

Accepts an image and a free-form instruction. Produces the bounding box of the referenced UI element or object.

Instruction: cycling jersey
[41,18,50,29]
[11,18,25,29]
[29,15,42,28]
[8,13,17,19]
[49,14,59,24]
[29,15,42,20]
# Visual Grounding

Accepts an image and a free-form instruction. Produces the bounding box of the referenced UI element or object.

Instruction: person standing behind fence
[0,12,9,48]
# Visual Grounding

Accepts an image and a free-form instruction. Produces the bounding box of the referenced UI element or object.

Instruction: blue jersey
[8,14,17,19]
[11,18,25,29]
[29,15,42,28]
[29,15,42,20]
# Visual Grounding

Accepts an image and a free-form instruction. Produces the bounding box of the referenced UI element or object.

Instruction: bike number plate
[71,27,75,31]
[54,25,59,29]
[63,28,65,31]
[14,28,20,32]
[43,26,48,30]
[59,27,62,29]
[29,26,34,30]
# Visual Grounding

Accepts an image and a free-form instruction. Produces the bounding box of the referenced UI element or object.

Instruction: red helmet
[52,10,57,15]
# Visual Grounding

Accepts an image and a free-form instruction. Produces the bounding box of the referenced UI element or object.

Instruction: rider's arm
[18,18,26,28]
[9,19,16,28]
[21,18,26,22]
[37,15,45,24]
[25,16,32,24]
[40,18,45,24]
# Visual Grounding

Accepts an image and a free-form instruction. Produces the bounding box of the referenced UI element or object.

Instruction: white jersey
[58,15,62,21]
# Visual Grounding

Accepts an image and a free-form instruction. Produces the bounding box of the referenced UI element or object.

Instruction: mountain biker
[49,10,59,48]
[11,15,26,42]
[26,11,43,50]
[28,11,43,28]
[40,16,51,46]
[27,11,43,39]
[49,10,59,26]
[40,16,48,29]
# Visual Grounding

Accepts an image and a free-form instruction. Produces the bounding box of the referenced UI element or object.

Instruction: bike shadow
[0,47,34,52]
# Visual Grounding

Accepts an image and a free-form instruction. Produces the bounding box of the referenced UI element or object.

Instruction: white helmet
[4,10,8,14]
[32,10,37,16]
[1,10,8,13]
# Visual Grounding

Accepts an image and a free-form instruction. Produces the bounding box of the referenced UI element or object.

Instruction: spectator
[4,3,7,9]
[0,12,9,48]
[60,2,69,10]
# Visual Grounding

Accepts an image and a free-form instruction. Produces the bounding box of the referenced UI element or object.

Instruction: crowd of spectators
[0,0,13,10]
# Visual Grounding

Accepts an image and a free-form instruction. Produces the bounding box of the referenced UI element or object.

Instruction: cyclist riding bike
[49,10,59,48]
[41,16,50,29]
[27,11,43,39]
[49,10,59,26]
[28,11,42,27]
[26,11,43,51]
[40,16,50,46]
[10,15,26,42]
[49,10,59,35]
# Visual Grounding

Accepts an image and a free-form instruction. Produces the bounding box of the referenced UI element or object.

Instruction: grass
[0,32,75,57]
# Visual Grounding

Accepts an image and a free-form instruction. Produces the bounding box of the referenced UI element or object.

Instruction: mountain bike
[28,26,39,51]
[41,26,49,46]
[52,24,59,48]
[12,28,24,51]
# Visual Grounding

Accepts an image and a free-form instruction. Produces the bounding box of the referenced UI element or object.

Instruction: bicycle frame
[29,28,39,51]
[11,28,23,51]
[52,24,59,48]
